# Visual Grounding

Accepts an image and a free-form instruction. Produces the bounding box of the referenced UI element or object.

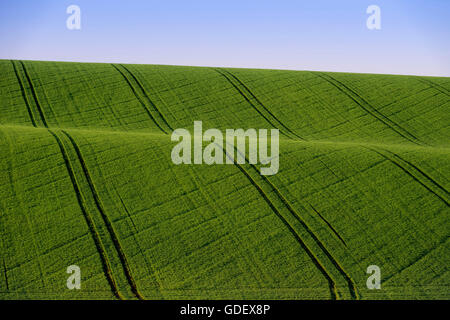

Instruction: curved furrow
[417,78,450,97]
[314,72,424,146]
[222,69,304,140]
[10,60,37,127]
[389,152,449,196]
[308,204,348,247]
[48,129,123,299]
[258,170,358,299]
[13,64,142,299]
[61,130,146,300]
[219,144,338,299]
[229,143,359,299]
[365,147,449,206]
[111,64,171,134]
[18,61,49,127]
[213,68,303,140]
[118,64,174,132]
[382,236,449,284]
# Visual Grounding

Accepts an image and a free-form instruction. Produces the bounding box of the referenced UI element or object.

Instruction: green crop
[0,60,448,299]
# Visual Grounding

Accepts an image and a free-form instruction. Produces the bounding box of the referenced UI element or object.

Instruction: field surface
[0,60,448,299]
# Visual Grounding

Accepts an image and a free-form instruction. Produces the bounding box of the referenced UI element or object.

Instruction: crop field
[0,60,448,299]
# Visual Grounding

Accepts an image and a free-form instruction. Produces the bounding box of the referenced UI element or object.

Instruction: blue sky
[0,0,449,76]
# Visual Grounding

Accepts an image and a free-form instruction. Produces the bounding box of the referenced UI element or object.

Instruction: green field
[0,60,448,299]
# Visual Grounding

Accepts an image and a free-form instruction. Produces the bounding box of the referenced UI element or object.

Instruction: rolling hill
[0,60,448,299]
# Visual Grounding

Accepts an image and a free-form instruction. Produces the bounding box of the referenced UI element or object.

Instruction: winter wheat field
[0,60,448,300]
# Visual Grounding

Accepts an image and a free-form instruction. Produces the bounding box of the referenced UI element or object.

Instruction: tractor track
[315,72,424,146]
[13,62,143,299]
[111,64,172,134]
[366,147,449,206]
[48,129,123,299]
[61,130,145,300]
[214,68,304,140]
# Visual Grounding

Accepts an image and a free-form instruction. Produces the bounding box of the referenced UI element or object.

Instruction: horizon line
[1,58,448,78]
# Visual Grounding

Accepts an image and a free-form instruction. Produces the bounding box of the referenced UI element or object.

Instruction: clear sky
[0,0,449,76]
